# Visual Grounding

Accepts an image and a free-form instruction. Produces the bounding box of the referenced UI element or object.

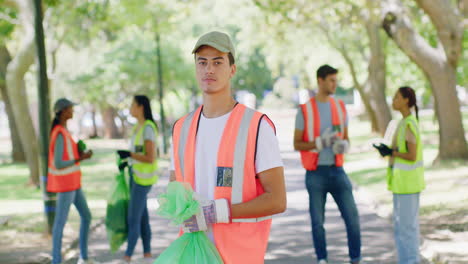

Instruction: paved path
[66,108,398,264]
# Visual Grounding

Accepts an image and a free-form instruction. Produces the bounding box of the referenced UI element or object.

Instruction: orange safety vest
[172,103,275,264]
[299,97,347,171]
[47,125,82,193]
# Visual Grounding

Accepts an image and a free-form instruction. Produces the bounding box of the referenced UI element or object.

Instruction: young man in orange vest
[169,31,286,264]
[294,65,361,264]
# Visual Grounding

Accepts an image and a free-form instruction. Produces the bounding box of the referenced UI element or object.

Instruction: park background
[0,0,467,263]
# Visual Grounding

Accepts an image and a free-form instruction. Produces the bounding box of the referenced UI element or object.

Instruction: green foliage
[0,4,17,44]
[69,27,195,111]
[45,0,121,47]
[232,47,274,98]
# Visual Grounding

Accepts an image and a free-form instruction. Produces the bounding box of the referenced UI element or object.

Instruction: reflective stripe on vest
[387,115,425,194]
[47,125,81,193]
[393,160,424,171]
[131,120,158,186]
[299,97,346,170]
[49,164,80,176]
[172,103,274,264]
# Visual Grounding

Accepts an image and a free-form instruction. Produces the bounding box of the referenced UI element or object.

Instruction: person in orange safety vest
[293,65,361,264]
[169,31,286,264]
[47,98,97,264]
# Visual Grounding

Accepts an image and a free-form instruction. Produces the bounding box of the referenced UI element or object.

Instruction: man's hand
[332,140,349,154]
[315,127,338,151]
[372,143,393,157]
[182,194,230,233]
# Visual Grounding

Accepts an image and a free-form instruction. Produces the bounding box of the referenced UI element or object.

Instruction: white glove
[332,139,350,154]
[315,127,339,151]
[182,193,230,233]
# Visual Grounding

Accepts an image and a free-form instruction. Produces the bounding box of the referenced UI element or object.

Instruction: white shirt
[170,110,283,240]
[170,110,283,199]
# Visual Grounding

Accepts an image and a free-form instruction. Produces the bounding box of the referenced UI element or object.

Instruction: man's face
[318,74,338,95]
[195,45,236,95]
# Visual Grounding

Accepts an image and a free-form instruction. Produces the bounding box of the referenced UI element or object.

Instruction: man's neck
[315,90,330,103]
[202,90,236,118]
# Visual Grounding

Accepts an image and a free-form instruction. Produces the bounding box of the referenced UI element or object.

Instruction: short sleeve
[143,124,156,142]
[255,118,284,174]
[295,107,305,130]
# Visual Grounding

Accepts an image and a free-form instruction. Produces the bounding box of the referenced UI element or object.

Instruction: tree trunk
[428,65,468,159]
[5,0,40,185]
[0,46,26,162]
[382,0,468,160]
[319,12,390,136]
[101,105,121,139]
[365,0,392,135]
[339,47,380,133]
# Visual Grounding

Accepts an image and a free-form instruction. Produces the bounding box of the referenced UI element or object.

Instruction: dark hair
[194,46,235,65]
[134,95,157,126]
[227,53,235,65]
[50,111,62,134]
[317,64,338,80]
[398,86,419,120]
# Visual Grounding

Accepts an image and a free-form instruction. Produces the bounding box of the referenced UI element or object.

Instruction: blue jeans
[305,166,361,263]
[125,171,152,257]
[52,188,92,264]
[393,193,420,264]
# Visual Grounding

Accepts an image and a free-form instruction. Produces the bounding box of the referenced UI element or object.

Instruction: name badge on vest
[217,167,233,187]
[135,145,143,153]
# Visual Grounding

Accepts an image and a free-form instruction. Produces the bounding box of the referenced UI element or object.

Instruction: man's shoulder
[174,107,202,126]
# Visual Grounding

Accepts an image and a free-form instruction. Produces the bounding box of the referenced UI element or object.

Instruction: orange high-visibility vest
[299,97,347,171]
[47,125,82,193]
[172,103,275,264]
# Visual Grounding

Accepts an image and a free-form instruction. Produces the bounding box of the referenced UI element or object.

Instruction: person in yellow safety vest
[170,31,286,264]
[48,98,98,264]
[294,65,361,264]
[373,86,425,264]
[116,95,158,263]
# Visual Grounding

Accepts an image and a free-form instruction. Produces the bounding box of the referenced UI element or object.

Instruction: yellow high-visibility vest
[131,120,158,186]
[387,115,425,194]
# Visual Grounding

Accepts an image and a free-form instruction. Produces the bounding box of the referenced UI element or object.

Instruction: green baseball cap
[54,98,77,113]
[192,31,235,59]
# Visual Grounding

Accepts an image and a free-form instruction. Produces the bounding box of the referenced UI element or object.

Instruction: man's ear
[230,64,237,78]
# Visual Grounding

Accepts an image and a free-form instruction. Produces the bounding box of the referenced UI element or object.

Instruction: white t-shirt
[170,110,283,199]
[170,110,283,240]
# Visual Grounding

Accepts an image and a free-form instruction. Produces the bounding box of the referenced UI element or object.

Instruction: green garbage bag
[154,182,224,264]
[77,140,87,153]
[105,158,129,252]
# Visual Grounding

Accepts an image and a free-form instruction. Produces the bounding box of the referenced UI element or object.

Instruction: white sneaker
[77,258,101,264]
[318,260,328,264]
